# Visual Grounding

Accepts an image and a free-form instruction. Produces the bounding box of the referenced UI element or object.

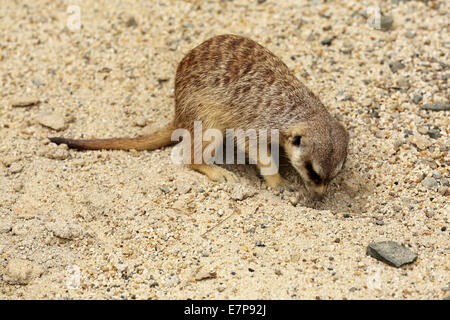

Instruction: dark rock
[321,37,335,46]
[421,101,450,111]
[126,17,138,28]
[366,241,418,268]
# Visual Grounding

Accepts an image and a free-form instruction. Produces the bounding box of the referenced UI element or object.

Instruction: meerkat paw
[189,164,239,183]
[207,167,239,183]
[264,174,294,192]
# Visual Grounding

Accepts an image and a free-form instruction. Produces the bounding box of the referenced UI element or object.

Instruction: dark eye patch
[305,162,322,185]
[292,135,301,146]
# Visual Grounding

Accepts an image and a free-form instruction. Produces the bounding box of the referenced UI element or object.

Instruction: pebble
[126,17,138,28]
[379,15,394,31]
[176,183,192,195]
[48,220,83,240]
[163,275,180,287]
[412,94,423,104]
[389,61,405,73]
[421,102,450,111]
[37,112,67,131]
[134,117,147,127]
[9,162,23,174]
[408,134,432,150]
[231,185,255,201]
[321,37,335,46]
[0,220,12,233]
[431,170,442,180]
[437,187,448,196]
[194,270,217,281]
[3,259,45,285]
[366,241,418,268]
[421,177,437,189]
[404,30,416,39]
[396,77,409,89]
[10,97,41,108]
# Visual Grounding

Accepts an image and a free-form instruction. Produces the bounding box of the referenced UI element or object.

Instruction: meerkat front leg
[256,146,291,190]
[188,135,239,183]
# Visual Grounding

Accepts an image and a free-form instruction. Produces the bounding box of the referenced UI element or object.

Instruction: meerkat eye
[292,135,301,146]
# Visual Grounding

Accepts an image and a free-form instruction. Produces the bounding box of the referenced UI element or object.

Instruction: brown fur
[49,34,348,199]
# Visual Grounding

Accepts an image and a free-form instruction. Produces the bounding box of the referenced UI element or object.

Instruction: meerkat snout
[282,119,348,200]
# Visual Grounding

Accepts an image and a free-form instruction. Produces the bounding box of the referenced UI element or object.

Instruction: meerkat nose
[311,184,327,201]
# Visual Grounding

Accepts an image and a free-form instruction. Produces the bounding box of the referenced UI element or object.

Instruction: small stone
[375,219,385,226]
[116,263,128,273]
[408,134,432,150]
[404,30,416,39]
[379,15,394,31]
[362,98,373,108]
[412,94,423,104]
[0,220,12,233]
[9,162,23,174]
[134,117,147,127]
[366,241,417,268]
[321,37,335,46]
[52,148,70,160]
[160,187,170,194]
[37,112,67,131]
[163,275,180,287]
[231,185,255,201]
[3,259,44,285]
[421,177,437,189]
[255,241,265,247]
[389,61,405,73]
[194,270,217,281]
[126,17,138,28]
[431,170,442,179]
[438,187,448,196]
[417,126,428,135]
[421,102,450,111]
[176,183,192,195]
[10,97,41,108]
[48,220,83,240]
[393,139,405,150]
[13,182,24,192]
[396,77,409,89]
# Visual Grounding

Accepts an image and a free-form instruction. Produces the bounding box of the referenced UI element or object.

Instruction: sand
[0,0,448,299]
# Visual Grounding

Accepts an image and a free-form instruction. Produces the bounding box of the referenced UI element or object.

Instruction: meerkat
[50,34,348,200]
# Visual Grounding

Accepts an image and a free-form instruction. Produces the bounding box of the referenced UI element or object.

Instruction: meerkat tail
[49,123,176,151]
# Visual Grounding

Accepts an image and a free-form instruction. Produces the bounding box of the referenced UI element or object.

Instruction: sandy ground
[0,0,448,299]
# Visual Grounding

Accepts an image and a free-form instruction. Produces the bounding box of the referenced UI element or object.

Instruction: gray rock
[421,177,437,189]
[421,101,450,111]
[366,241,417,268]
[389,61,405,73]
[431,170,442,179]
[404,30,416,39]
[412,94,423,104]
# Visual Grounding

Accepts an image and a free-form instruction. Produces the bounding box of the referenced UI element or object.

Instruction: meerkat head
[282,119,348,200]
